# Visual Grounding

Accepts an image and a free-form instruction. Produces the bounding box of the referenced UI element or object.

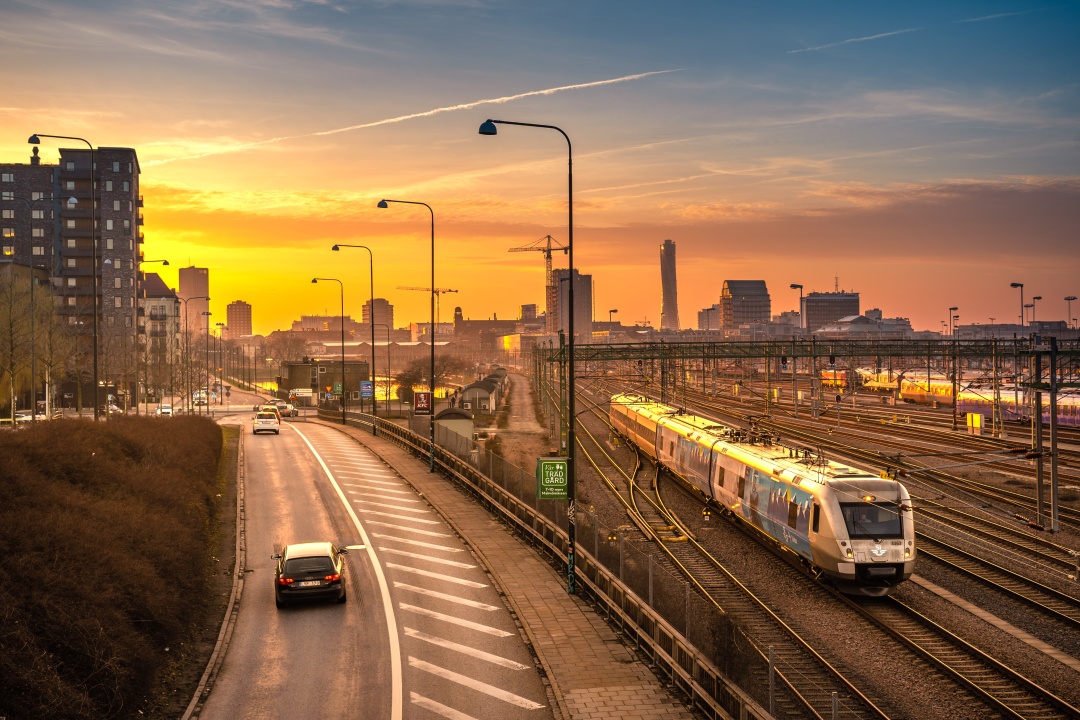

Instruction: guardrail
[321,408,772,720]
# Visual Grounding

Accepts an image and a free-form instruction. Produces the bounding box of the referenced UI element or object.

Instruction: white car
[157,403,173,417]
[252,411,280,435]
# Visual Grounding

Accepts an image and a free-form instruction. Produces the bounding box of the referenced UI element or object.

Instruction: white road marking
[290,425,402,720]
[395,583,498,611]
[359,511,442,525]
[379,548,475,568]
[404,628,530,670]
[408,658,545,709]
[354,501,431,514]
[410,692,477,720]
[367,521,450,538]
[400,604,512,637]
[386,563,487,588]
[373,534,463,552]
[346,485,413,495]
[348,491,422,503]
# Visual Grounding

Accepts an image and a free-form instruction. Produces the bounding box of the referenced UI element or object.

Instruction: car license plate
[298,580,321,587]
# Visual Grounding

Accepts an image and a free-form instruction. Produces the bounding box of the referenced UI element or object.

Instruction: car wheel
[274,430,280,435]
[337,588,347,604]
[276,597,285,609]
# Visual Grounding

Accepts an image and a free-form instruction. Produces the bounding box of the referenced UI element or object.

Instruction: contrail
[789,28,920,54]
[146,70,679,166]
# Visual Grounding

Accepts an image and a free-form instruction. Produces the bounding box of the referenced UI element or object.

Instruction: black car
[272,542,348,608]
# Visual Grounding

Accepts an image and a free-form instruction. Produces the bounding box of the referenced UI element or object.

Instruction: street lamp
[29,133,101,419]
[479,117,578,594]
[202,311,212,416]
[332,244,377,435]
[790,283,803,329]
[136,258,169,415]
[1010,282,1024,328]
[1067,296,1078,329]
[179,296,209,414]
[1031,296,1042,325]
[608,309,618,324]
[377,198,435,470]
[374,323,392,415]
[216,322,225,405]
[948,306,958,337]
[313,278,346,426]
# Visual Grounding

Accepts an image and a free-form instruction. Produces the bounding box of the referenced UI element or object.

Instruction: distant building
[362,298,394,331]
[814,314,911,339]
[659,239,680,331]
[179,266,210,335]
[139,273,181,399]
[227,300,252,337]
[720,280,770,328]
[520,304,538,321]
[803,291,860,333]
[552,269,593,341]
[697,304,721,333]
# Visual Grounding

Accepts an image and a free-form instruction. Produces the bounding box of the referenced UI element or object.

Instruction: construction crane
[397,287,458,327]
[509,234,567,288]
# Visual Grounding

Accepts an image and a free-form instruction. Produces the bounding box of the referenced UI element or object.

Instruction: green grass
[0,416,225,720]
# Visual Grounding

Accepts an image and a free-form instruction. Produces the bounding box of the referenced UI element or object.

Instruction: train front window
[840,503,903,539]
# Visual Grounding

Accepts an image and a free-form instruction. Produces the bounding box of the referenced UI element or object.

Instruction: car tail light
[324,573,340,583]
[278,577,293,586]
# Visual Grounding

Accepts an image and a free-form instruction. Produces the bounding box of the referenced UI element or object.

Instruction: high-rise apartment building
[227,300,253,337]
[362,298,394,331]
[178,266,210,336]
[720,280,771,327]
[698,304,721,333]
[803,291,860,333]
[659,239,680,331]
[552,268,593,341]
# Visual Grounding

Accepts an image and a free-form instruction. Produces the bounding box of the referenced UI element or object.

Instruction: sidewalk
[316,419,696,720]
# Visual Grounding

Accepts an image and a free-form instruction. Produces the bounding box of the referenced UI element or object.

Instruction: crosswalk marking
[374,534,463,552]
[408,658,545,709]
[409,692,477,720]
[404,628,530,670]
[386,563,487,588]
[379,548,475,568]
[399,604,512,637]
[394,583,498,610]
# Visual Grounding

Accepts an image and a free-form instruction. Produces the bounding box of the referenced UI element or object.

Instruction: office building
[178,266,210,336]
[552,268,593,341]
[362,298,394,331]
[698,304,721,333]
[227,300,252,337]
[803,291,860,333]
[659,239,680,331]
[720,280,770,328]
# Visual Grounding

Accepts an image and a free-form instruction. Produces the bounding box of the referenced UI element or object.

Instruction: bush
[0,416,224,720]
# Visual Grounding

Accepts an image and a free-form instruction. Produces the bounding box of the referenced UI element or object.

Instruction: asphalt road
[200,415,552,720]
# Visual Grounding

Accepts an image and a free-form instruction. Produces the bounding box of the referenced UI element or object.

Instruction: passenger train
[610,394,916,596]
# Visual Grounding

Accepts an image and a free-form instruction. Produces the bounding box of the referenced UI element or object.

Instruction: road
[199,414,552,720]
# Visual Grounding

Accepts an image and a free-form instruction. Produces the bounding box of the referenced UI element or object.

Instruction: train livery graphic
[609,393,916,596]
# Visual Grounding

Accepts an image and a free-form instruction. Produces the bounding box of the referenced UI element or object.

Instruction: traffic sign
[536,458,569,500]
[360,381,374,399]
[332,382,342,394]
[414,391,432,415]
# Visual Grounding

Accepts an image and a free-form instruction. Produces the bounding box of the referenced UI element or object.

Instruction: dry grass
[0,416,224,720]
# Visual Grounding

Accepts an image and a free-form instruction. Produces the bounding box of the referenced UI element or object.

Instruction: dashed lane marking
[394,583,499,611]
[386,564,487,588]
[408,658,545,709]
[404,628,530,670]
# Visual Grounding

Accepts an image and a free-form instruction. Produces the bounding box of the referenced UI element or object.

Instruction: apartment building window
[67,238,77,248]
[2,210,13,219]
[125,317,131,327]
[108,316,115,326]
[67,278,76,287]
[106,219,113,230]
[114,298,121,308]
[32,229,44,238]
[67,316,77,324]
[67,258,77,268]
[114,278,122,289]
[1,173,13,182]
[67,297,76,306]
[66,161,75,171]
[31,192,43,201]
[112,162,120,172]
[112,200,120,211]
[66,180,75,190]
[2,246,12,256]
[32,209,44,219]
[66,219,75,229]
[123,181,130,191]
[123,220,130,230]
[2,227,12,238]
[105,180,113,191]
[32,246,44,256]
[1,192,11,200]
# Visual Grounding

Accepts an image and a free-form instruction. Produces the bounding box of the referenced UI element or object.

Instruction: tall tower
[227,300,252,337]
[659,239,680,331]
[178,266,210,336]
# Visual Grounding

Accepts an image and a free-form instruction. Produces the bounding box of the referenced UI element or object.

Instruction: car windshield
[256,413,277,420]
[840,503,903,539]
[284,557,333,574]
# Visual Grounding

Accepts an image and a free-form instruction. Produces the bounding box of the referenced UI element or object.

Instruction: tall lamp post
[313,278,347,426]
[178,295,209,414]
[479,117,578,594]
[216,322,225,405]
[136,258,169,415]
[332,244,377,435]
[1010,282,1024,328]
[202,311,212,416]
[790,283,804,329]
[1066,296,1078,329]
[29,134,101,419]
[1031,296,1042,325]
[377,199,435,470]
[948,306,958,337]
[374,323,392,415]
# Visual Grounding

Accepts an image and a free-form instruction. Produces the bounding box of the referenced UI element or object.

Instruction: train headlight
[845,547,854,559]
[905,549,911,558]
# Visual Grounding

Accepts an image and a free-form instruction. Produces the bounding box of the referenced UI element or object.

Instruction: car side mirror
[271,554,281,559]
[338,548,348,555]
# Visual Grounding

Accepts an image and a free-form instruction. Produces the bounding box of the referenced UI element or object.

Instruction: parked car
[272,542,348,608]
[100,404,124,415]
[1,411,35,428]
[157,403,173,417]
[252,411,280,435]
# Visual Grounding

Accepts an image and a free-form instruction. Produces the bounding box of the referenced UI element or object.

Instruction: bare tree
[0,268,32,420]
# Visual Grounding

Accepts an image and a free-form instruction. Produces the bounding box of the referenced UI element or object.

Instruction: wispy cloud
[144,70,679,166]
[789,28,920,54]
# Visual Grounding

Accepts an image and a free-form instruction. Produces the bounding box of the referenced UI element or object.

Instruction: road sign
[536,458,569,500]
[360,381,374,399]
[332,382,342,394]
[414,391,432,415]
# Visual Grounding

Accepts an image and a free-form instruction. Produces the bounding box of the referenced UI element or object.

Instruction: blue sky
[3,0,1078,332]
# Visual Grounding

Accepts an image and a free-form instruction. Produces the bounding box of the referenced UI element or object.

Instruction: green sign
[536,458,569,500]
[332,382,343,394]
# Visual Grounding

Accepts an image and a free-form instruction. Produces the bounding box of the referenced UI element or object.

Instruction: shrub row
[0,416,224,720]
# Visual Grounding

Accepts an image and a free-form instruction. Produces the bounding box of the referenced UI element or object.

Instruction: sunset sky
[3,1,1078,335]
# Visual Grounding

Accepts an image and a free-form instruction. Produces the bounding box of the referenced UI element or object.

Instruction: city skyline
[3,1,1077,334]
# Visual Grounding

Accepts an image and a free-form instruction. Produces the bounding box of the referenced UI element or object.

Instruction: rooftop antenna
[834,274,839,292]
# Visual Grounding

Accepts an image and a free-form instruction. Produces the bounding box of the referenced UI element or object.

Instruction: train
[609,393,916,596]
